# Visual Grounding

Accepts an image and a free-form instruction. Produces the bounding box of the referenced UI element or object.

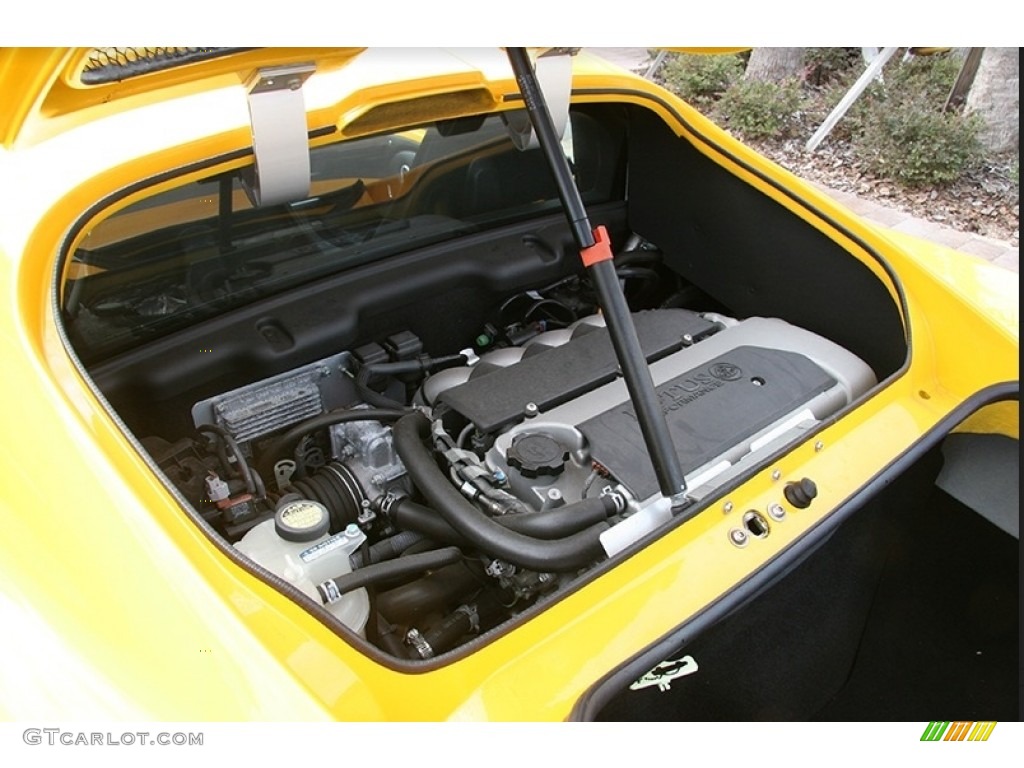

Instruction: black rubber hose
[316,546,463,602]
[376,623,411,660]
[376,563,482,625]
[355,363,409,409]
[393,500,470,546]
[393,412,610,572]
[398,537,445,557]
[357,355,467,410]
[501,498,615,537]
[351,531,426,568]
[415,609,474,658]
[256,407,408,483]
[613,249,662,268]
[394,497,614,543]
[197,424,257,496]
[210,435,235,479]
[289,462,364,532]
[615,267,661,282]
[417,592,508,658]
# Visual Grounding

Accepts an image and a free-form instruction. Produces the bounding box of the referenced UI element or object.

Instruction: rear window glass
[63,108,625,363]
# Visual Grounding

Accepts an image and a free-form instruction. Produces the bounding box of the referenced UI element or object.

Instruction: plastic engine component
[481,315,876,506]
[435,309,718,433]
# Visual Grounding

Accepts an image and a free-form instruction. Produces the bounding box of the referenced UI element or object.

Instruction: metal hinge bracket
[242,62,316,207]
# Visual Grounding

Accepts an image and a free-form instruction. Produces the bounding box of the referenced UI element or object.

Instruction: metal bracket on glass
[503,48,577,152]
[242,62,315,207]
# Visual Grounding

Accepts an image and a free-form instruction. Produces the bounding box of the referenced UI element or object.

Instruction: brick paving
[816,183,1019,274]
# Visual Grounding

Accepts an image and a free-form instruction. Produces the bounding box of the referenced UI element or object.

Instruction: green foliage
[659,52,745,107]
[804,48,861,85]
[849,52,984,187]
[882,53,963,103]
[656,48,987,187]
[856,98,984,186]
[715,79,802,139]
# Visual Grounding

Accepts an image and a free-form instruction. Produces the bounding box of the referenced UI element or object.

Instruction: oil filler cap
[507,433,568,478]
[784,478,818,509]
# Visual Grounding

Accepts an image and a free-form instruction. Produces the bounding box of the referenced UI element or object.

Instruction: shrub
[882,53,963,104]
[801,50,983,187]
[659,52,745,107]
[855,96,984,186]
[804,48,861,85]
[715,79,802,138]
[845,52,983,186]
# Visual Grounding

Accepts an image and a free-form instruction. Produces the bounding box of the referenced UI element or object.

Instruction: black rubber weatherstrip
[568,380,1019,721]
[80,48,258,85]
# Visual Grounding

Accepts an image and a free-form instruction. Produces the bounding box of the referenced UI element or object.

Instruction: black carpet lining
[596,451,1018,721]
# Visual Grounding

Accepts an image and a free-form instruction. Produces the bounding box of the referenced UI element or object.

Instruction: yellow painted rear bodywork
[0,48,1017,721]
[0,48,367,149]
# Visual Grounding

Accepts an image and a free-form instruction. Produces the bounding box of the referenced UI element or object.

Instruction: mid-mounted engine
[156,306,874,658]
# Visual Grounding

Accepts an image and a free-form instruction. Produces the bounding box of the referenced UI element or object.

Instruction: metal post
[806,46,898,152]
[644,50,669,81]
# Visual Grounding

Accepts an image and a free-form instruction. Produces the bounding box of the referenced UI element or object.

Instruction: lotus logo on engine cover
[709,362,743,381]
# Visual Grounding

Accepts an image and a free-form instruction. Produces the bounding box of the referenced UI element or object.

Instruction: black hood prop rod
[505,48,690,512]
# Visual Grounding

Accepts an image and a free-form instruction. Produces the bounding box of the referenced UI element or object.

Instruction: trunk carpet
[595,455,1019,721]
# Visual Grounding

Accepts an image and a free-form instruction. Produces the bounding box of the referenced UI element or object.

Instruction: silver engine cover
[471,315,875,513]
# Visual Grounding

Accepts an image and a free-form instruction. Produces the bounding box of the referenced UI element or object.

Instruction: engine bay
[64,99,907,664]
[140,264,876,659]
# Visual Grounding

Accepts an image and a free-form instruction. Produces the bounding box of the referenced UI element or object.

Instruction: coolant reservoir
[235,499,370,636]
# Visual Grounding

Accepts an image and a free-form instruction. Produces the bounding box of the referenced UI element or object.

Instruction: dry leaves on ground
[747,137,1019,247]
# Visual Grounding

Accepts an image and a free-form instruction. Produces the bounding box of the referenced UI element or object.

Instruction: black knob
[784,478,818,509]
[507,433,568,479]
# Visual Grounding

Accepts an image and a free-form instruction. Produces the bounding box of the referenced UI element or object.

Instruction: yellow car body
[0,47,1017,721]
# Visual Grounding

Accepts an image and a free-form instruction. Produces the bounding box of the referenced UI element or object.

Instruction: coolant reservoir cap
[275,499,330,542]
